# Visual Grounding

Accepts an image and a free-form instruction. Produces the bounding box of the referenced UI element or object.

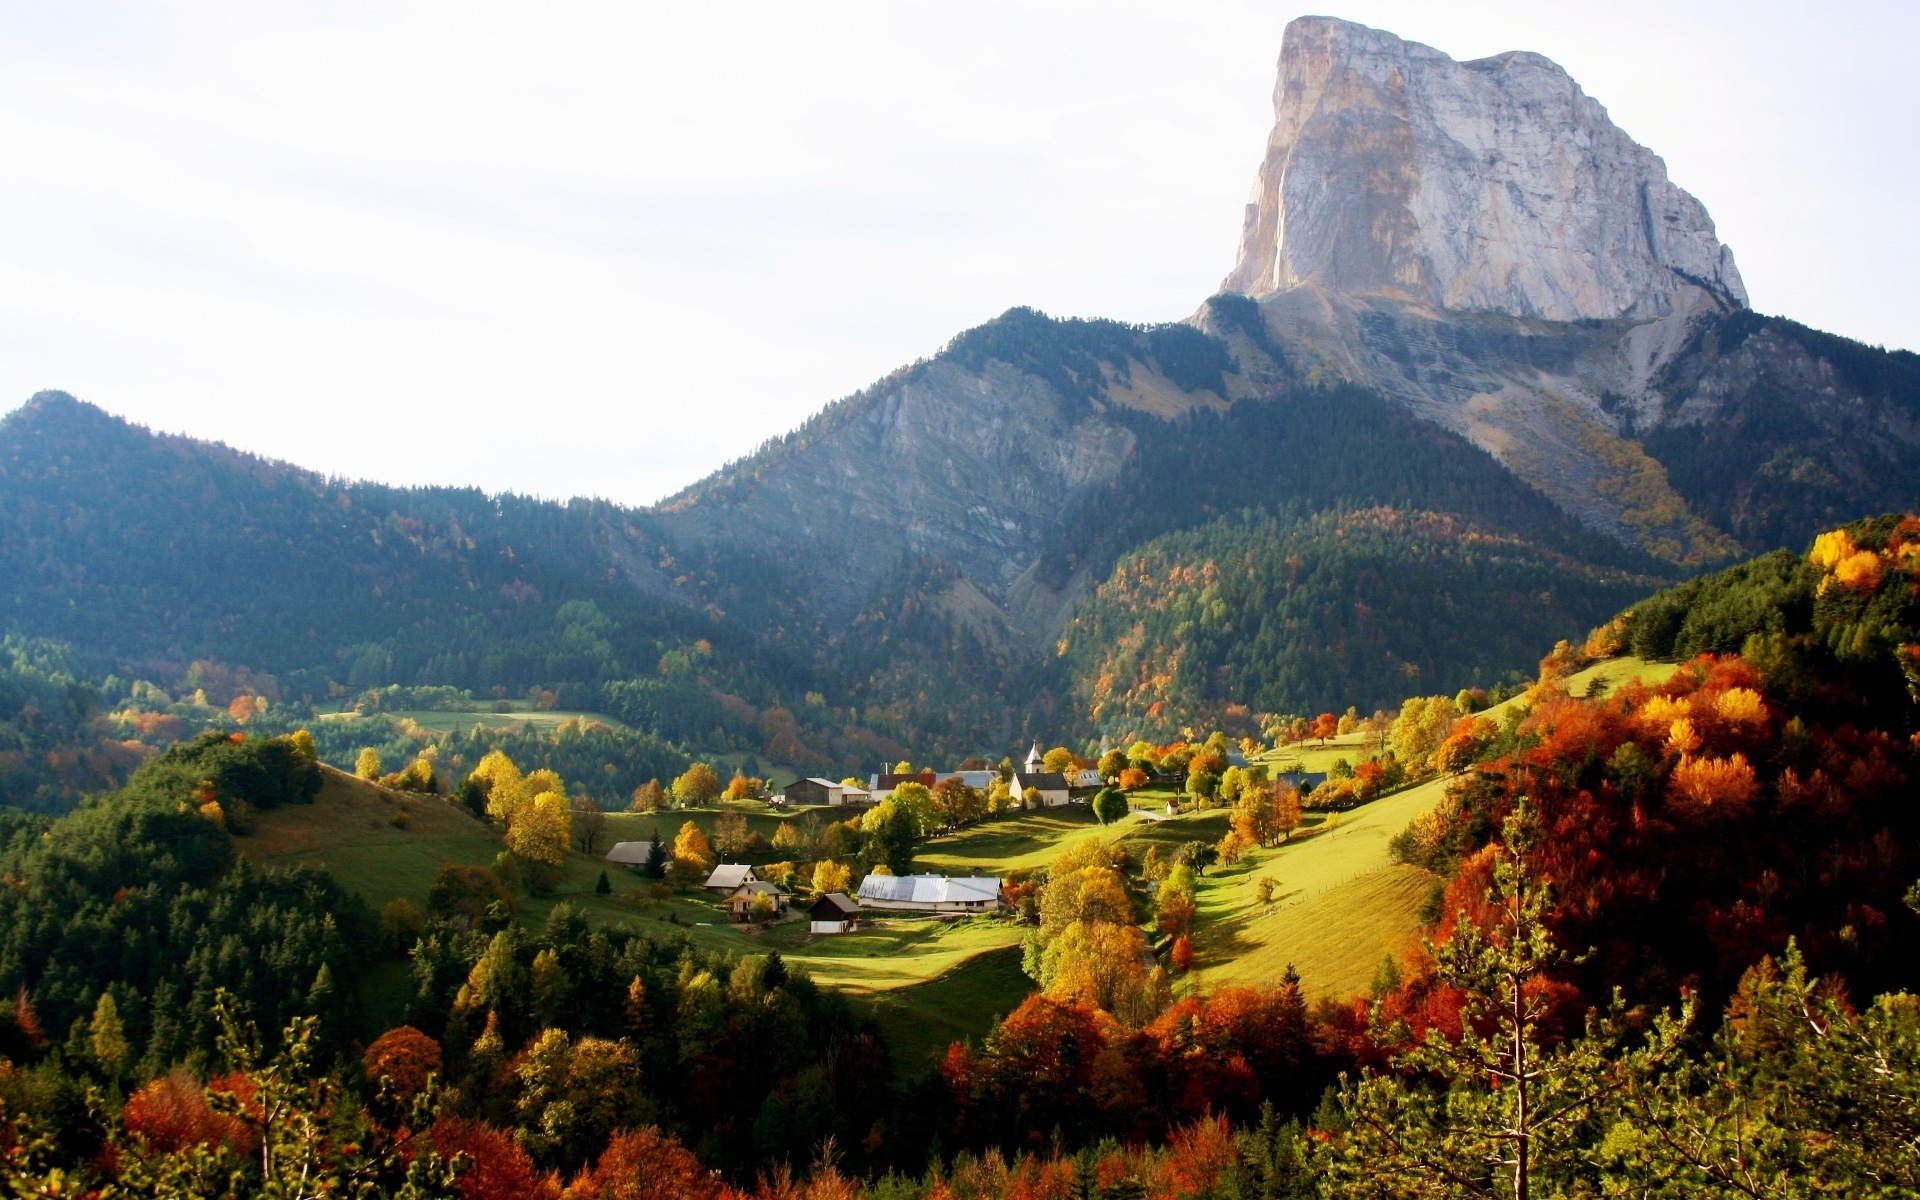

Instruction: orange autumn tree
[363,1025,442,1103]
[428,1116,559,1200]
[564,1126,718,1200]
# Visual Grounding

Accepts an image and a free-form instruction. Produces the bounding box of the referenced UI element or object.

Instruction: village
[596,735,1338,941]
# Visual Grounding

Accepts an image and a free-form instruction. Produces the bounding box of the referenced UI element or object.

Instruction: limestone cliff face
[1225,16,1746,321]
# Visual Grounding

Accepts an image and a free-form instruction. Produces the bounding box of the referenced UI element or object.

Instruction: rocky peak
[1224,16,1747,321]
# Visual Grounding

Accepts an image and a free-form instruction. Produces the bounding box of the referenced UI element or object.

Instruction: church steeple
[1024,741,1043,773]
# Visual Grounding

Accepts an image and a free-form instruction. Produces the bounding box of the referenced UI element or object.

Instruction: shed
[809,892,863,933]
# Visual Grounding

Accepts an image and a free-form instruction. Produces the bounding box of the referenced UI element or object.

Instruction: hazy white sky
[1,1,1913,505]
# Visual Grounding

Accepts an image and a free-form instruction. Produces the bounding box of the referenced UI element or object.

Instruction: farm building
[856,874,1004,914]
[1011,771,1071,807]
[809,892,862,933]
[604,841,655,870]
[868,770,936,801]
[725,880,787,922]
[837,782,873,806]
[703,864,757,894]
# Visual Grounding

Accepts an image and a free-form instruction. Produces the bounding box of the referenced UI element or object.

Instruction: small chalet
[857,874,1005,914]
[725,880,787,922]
[1011,771,1071,807]
[703,864,757,894]
[604,841,655,870]
[809,892,863,933]
[1069,768,1103,790]
[868,770,937,801]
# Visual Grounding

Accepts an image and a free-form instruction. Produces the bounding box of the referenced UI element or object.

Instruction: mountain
[1218,17,1920,559]
[2,16,1916,771]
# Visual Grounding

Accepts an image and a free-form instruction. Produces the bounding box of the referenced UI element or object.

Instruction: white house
[703,864,757,894]
[810,892,863,933]
[725,880,787,922]
[856,874,1005,914]
[1011,770,1071,807]
[1070,768,1103,790]
[604,841,655,870]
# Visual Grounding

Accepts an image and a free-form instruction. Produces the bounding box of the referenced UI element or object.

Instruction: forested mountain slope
[0,391,715,702]
[1061,507,1659,739]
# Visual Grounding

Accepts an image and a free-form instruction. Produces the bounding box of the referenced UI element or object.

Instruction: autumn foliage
[564,1126,719,1200]
[941,979,1321,1155]
[121,1070,256,1157]
[428,1116,560,1200]
[363,1025,442,1102]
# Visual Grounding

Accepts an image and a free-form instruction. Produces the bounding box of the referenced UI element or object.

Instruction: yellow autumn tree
[1042,920,1166,1026]
[506,791,572,867]
[470,750,527,824]
[671,763,720,807]
[811,859,851,895]
[1030,839,1166,1025]
[673,820,714,871]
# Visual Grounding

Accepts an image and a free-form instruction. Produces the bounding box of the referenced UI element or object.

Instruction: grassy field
[1187,774,1454,1000]
[241,767,504,907]
[321,707,633,735]
[1255,729,1381,774]
[915,806,1104,875]
[856,945,1031,1078]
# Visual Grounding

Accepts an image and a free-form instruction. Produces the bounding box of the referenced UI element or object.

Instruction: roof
[703,864,755,890]
[604,841,654,865]
[941,771,997,790]
[799,777,844,788]
[728,880,782,898]
[810,892,861,918]
[1014,771,1070,790]
[871,772,936,790]
[857,874,1003,905]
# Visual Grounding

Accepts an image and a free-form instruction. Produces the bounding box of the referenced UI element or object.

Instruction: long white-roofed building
[856,873,1004,914]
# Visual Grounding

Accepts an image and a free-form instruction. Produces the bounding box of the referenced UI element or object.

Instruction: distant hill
[1060,507,1658,740]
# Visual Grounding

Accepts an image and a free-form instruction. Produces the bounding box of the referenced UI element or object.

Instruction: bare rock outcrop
[1225,16,1746,322]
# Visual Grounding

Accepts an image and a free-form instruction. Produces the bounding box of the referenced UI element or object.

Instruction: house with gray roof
[703,863,757,894]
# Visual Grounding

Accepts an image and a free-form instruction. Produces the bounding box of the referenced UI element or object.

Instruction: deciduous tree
[672,762,720,807]
[673,821,714,871]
